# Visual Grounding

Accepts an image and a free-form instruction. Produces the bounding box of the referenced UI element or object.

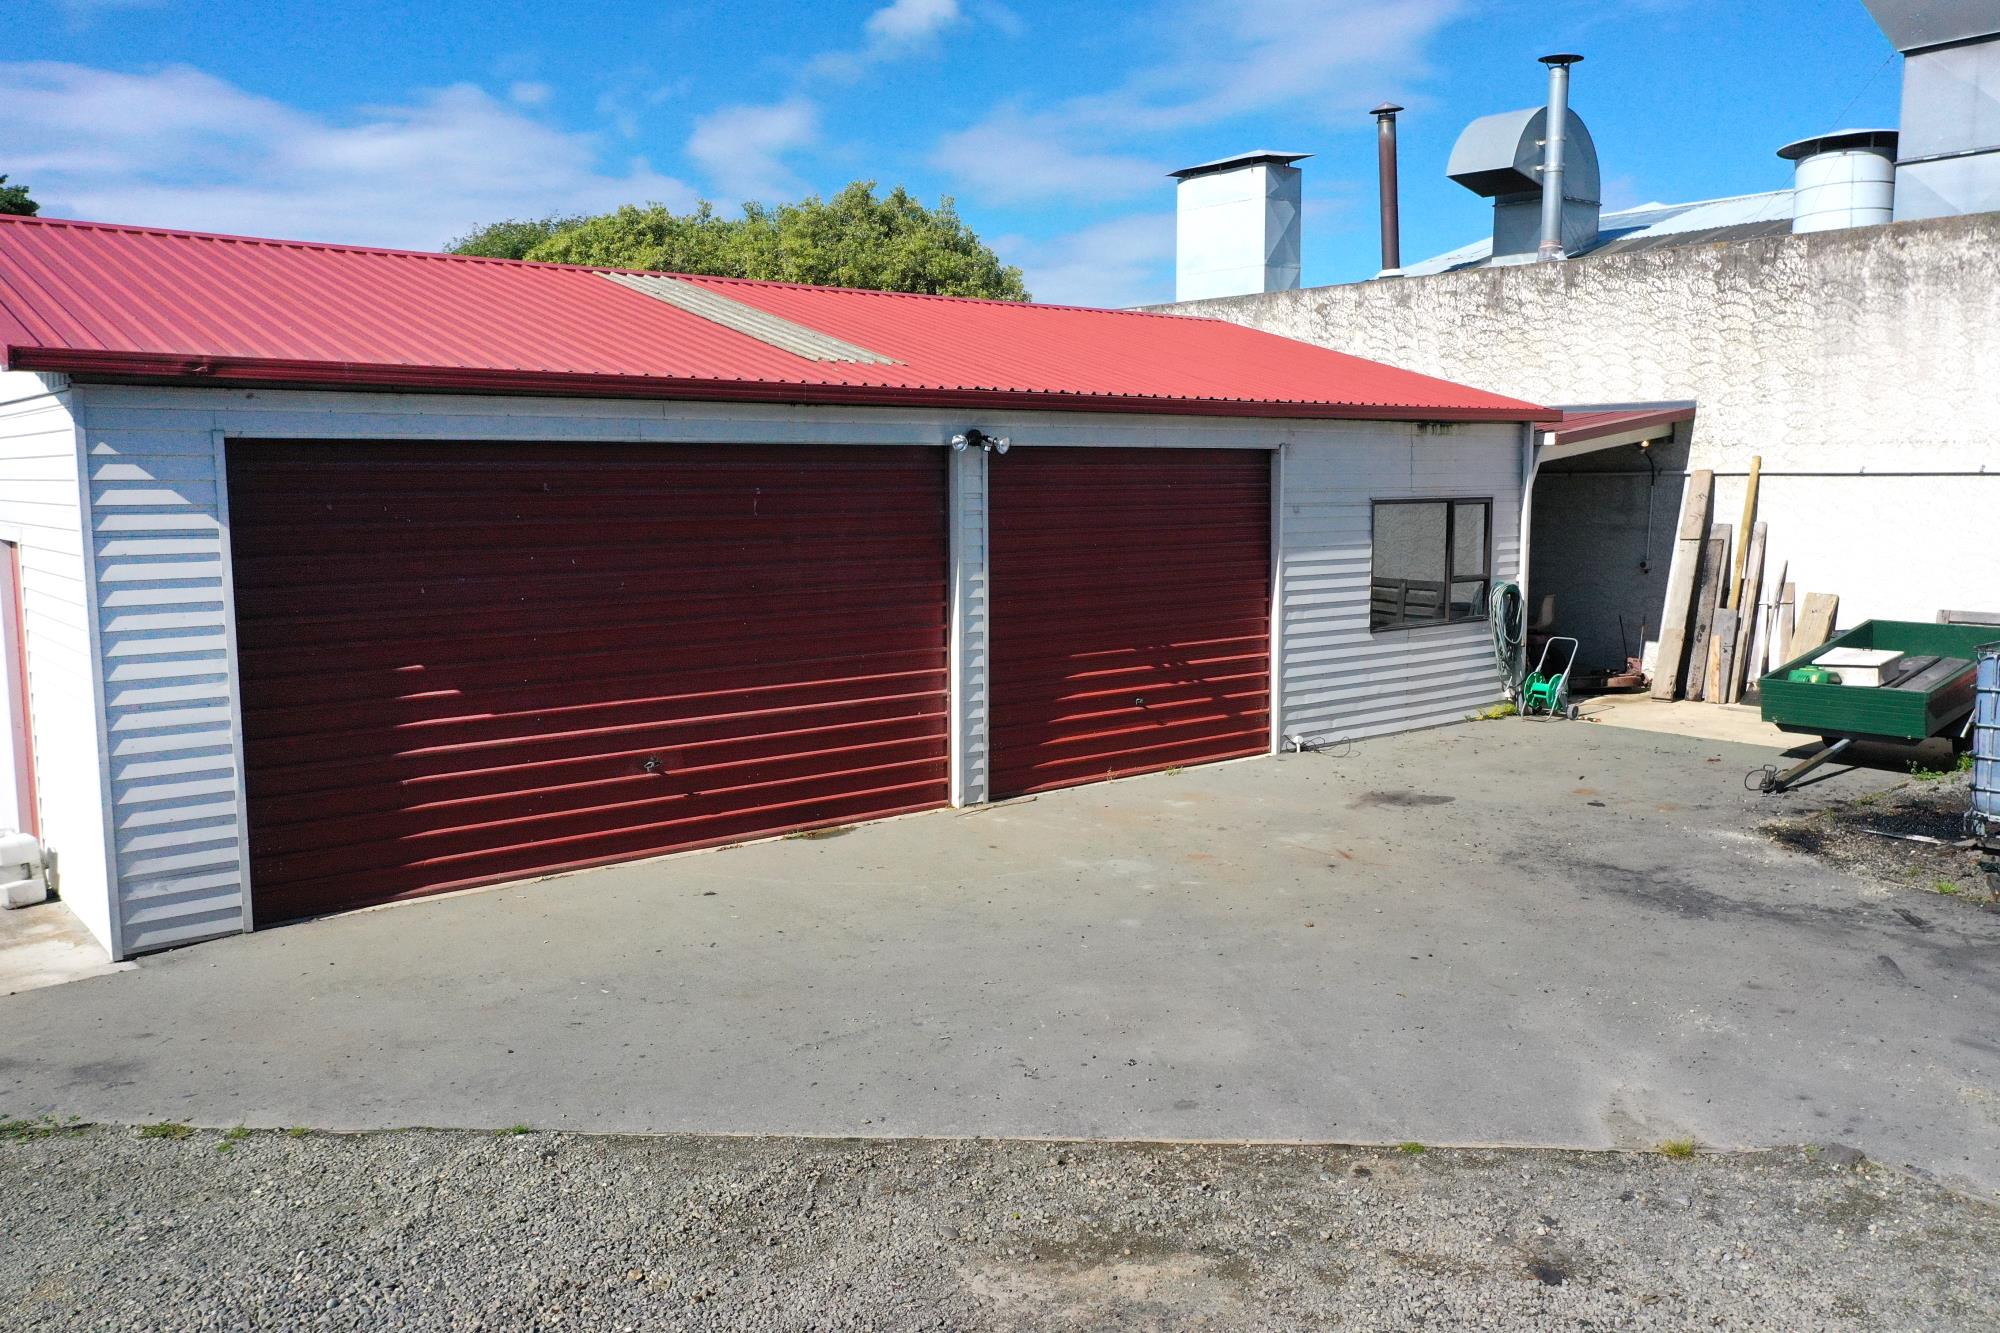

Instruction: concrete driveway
[4,720,1996,1193]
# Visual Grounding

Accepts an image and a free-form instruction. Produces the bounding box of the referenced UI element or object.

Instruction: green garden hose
[1490,581,1526,701]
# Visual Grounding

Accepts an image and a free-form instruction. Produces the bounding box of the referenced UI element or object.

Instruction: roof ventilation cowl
[1777,130,1899,234]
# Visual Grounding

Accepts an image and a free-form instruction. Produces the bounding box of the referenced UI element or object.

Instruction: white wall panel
[0,372,115,954]
[78,410,246,955]
[948,445,990,806]
[1275,421,1522,746]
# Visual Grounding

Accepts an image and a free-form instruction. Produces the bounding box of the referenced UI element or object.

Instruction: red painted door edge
[1,542,37,838]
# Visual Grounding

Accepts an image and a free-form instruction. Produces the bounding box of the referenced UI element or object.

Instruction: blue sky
[1,0,1902,305]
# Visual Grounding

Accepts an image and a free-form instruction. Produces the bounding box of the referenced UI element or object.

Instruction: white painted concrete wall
[50,382,1526,953]
[1277,421,1522,744]
[1161,213,2000,635]
[0,372,116,954]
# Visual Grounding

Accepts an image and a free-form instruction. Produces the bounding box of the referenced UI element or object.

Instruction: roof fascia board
[13,348,1546,422]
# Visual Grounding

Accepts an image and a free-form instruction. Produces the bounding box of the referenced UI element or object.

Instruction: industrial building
[0,214,1543,958]
[1159,0,1999,685]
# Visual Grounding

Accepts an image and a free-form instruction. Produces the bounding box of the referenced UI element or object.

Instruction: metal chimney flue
[1536,53,1582,261]
[1372,103,1404,275]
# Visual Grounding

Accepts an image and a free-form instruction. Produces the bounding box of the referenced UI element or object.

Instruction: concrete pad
[0,901,130,996]
[1579,691,1796,749]
[1,723,1995,1196]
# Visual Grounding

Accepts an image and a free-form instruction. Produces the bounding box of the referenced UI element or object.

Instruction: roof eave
[12,348,1547,423]
[1538,405,1696,447]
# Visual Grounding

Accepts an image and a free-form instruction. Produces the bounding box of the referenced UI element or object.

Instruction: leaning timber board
[1686,526,1730,702]
[1652,470,1715,700]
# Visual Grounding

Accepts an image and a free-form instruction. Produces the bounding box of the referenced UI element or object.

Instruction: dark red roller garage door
[228,441,949,921]
[988,447,1271,798]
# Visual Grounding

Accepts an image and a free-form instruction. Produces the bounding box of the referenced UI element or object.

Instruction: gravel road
[3,1126,1995,1331]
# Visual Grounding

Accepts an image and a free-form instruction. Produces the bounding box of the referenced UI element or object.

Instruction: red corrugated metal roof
[0,214,1545,421]
[1536,406,1695,447]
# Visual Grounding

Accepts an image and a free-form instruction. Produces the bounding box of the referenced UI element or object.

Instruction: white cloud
[809,0,963,81]
[931,109,1162,205]
[0,61,695,248]
[508,80,553,107]
[1105,0,1466,131]
[690,0,968,199]
[685,98,819,203]
[931,0,1464,204]
[1003,212,1176,308]
[53,0,165,15]
[595,72,686,139]
[865,0,960,46]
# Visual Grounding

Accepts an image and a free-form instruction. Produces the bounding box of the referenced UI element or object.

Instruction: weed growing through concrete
[138,1122,194,1140]
[785,825,856,841]
[1934,879,1962,896]
[1659,1138,1698,1159]
[1397,1142,1427,1155]
[217,1126,250,1153]
[1475,702,1518,721]
[499,1125,535,1137]
[1909,755,1970,782]
[0,1115,86,1142]
[285,1127,312,1139]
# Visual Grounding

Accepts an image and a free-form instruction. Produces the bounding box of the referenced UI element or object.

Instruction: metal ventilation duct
[1777,130,1899,233]
[1862,0,2000,221]
[1862,0,1997,52]
[1171,150,1310,301]
[1446,106,1600,261]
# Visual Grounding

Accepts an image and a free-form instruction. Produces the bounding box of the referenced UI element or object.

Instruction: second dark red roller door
[988,447,1272,798]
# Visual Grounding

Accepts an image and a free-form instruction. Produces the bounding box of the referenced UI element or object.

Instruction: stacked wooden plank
[1651,456,1842,704]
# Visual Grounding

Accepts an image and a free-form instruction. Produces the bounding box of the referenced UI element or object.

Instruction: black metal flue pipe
[1372,102,1404,273]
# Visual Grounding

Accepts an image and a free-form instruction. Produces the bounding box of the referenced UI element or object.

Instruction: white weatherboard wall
[54,382,1523,954]
[947,444,991,807]
[0,372,115,952]
[1277,421,1521,744]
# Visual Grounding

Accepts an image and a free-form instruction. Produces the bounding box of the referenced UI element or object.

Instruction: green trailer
[1753,619,1985,793]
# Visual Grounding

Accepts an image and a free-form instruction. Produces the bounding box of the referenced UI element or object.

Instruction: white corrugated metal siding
[0,371,117,953]
[1275,421,1522,743]
[949,445,991,806]
[79,402,250,954]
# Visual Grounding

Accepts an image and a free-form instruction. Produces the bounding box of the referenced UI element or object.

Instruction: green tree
[522,202,746,275]
[454,183,1028,300]
[446,214,583,259]
[0,176,39,217]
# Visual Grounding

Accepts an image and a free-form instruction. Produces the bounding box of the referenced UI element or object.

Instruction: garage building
[0,215,1542,958]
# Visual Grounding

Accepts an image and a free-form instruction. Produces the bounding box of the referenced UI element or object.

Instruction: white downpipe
[1517,422,1542,616]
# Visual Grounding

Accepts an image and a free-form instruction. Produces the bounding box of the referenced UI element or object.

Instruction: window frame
[1367,496,1494,633]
